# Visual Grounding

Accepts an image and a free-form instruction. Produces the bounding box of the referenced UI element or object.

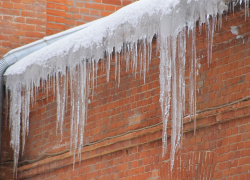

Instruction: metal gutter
[0,19,98,166]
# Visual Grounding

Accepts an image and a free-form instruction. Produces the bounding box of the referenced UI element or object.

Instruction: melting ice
[3,0,248,175]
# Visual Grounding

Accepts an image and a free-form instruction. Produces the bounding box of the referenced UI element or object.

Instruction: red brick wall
[0,0,47,58]
[1,3,250,180]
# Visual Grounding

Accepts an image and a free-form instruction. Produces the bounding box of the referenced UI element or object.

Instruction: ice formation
[231,26,239,35]
[3,0,249,175]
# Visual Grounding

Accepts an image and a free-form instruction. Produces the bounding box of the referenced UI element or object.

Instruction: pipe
[0,56,15,168]
[0,77,3,167]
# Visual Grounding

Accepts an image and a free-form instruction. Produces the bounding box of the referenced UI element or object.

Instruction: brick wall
[0,0,46,59]
[1,3,250,180]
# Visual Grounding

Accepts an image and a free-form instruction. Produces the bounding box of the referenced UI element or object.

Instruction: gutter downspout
[0,19,98,167]
[0,54,17,168]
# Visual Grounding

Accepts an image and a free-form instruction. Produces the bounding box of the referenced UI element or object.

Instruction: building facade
[0,1,250,180]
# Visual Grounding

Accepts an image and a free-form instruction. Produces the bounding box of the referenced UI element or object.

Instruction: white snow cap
[4,0,227,78]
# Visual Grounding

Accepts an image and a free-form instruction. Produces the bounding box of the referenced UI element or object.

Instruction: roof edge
[0,19,99,77]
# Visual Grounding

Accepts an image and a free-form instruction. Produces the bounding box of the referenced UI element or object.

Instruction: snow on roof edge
[2,18,100,64]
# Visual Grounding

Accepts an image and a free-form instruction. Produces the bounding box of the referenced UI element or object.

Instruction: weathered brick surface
[196,11,250,112]
[0,3,250,180]
[0,0,46,58]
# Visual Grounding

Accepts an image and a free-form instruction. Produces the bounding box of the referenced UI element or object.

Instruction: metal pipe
[0,57,18,168]
[0,77,3,167]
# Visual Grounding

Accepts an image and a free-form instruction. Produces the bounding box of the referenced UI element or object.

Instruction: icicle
[65,70,69,111]
[143,39,147,82]
[134,42,138,76]
[118,52,121,86]
[245,0,249,19]
[95,60,98,88]
[5,88,9,129]
[139,40,143,77]
[92,60,95,97]
[56,73,60,134]
[159,37,172,156]
[189,28,197,134]
[9,84,21,177]
[21,85,30,155]
[125,43,129,72]
[106,52,111,82]
[115,51,117,80]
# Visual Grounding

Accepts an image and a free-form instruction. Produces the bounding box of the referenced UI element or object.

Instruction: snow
[3,0,248,175]
[231,26,239,35]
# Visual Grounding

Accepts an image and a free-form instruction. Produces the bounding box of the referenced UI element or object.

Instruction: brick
[90,10,100,16]
[56,4,65,10]
[72,14,82,20]
[75,2,84,7]
[69,7,79,13]
[26,31,45,38]
[0,35,9,41]
[14,30,25,36]
[47,2,55,9]
[11,23,22,29]
[21,11,36,17]
[47,9,65,17]
[80,8,89,15]
[9,36,19,42]
[0,47,9,54]
[47,16,55,22]
[3,15,13,21]
[65,19,75,25]
[116,6,122,11]
[102,0,121,5]
[11,0,21,2]
[85,3,105,10]
[105,5,116,11]
[14,16,25,23]
[2,28,14,35]
[26,4,46,12]
[65,0,73,6]
[122,0,132,6]
[22,0,36,4]
[55,17,65,23]
[22,24,36,31]
[47,23,65,30]
[65,13,71,18]
[0,21,12,29]
[83,15,99,22]
[46,29,54,35]
[13,3,25,10]
[37,12,46,19]
[26,18,45,26]
[2,2,13,8]
[101,11,112,17]
[76,21,85,26]
[47,0,64,3]
[2,41,12,48]
[0,8,20,15]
